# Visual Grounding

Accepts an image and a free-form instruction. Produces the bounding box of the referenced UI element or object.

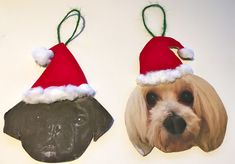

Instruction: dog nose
[163,113,186,135]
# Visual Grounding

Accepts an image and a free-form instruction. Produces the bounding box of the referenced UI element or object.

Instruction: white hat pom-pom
[32,47,54,67]
[177,47,194,60]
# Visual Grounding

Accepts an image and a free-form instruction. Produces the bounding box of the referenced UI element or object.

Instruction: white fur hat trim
[23,84,96,104]
[137,64,193,86]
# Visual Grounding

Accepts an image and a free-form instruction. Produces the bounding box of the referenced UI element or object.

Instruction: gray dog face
[4,97,113,162]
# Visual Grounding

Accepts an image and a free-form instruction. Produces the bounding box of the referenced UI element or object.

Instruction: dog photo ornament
[3,9,113,162]
[125,4,227,156]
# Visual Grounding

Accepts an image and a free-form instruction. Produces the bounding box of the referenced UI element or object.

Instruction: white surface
[0,0,234,163]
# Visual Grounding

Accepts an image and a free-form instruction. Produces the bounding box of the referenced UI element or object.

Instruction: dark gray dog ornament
[4,9,113,162]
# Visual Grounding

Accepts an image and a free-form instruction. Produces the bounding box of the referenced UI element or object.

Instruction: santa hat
[23,43,95,104]
[137,36,194,85]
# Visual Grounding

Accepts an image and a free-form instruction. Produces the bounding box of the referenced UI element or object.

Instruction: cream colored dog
[125,74,227,156]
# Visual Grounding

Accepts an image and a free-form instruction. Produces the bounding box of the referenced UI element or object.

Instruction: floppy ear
[4,101,27,140]
[125,86,153,156]
[89,97,114,141]
[186,75,227,152]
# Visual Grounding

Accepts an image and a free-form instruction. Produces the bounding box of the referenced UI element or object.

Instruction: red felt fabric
[139,36,184,75]
[32,43,87,88]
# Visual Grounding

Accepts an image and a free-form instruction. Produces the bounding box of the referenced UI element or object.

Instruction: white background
[0,0,234,163]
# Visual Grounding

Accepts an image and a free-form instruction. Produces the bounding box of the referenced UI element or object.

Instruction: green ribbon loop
[142,4,167,37]
[57,9,85,45]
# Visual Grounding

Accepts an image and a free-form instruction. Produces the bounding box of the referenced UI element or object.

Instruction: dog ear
[125,86,153,156]
[186,75,227,152]
[4,101,27,140]
[89,97,113,141]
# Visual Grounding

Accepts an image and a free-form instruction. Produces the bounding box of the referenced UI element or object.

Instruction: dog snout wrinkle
[48,124,62,138]
[163,113,186,135]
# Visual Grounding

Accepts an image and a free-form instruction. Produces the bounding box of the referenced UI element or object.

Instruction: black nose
[163,113,186,135]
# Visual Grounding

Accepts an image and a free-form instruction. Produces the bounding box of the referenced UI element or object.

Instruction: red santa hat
[23,43,95,104]
[137,36,194,85]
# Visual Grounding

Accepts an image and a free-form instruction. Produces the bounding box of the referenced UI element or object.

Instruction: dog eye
[179,90,194,106]
[146,92,158,108]
[74,115,87,127]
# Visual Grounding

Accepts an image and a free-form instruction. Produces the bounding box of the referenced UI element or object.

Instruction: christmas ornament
[4,9,113,162]
[125,4,227,156]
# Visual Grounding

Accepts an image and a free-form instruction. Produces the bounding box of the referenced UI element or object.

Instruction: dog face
[125,74,227,156]
[4,97,113,162]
